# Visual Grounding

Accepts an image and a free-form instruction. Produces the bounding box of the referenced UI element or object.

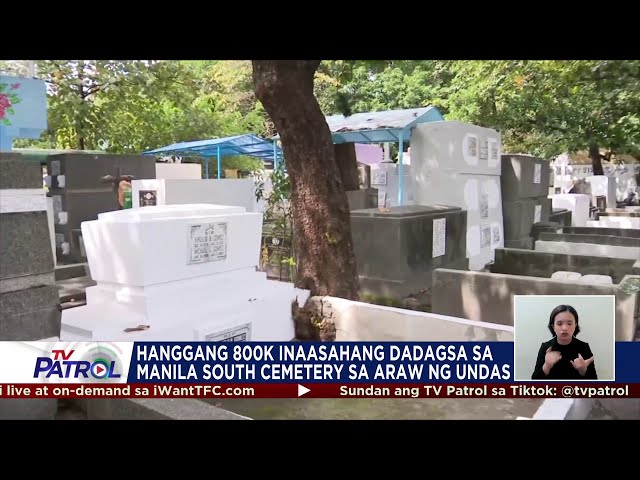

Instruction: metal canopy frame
[142,133,283,179]
[272,105,445,204]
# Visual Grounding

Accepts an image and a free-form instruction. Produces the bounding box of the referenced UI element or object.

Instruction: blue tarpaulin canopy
[142,133,283,178]
[291,105,445,205]
[270,106,444,205]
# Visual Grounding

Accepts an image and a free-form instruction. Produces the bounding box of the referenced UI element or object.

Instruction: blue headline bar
[124,342,640,384]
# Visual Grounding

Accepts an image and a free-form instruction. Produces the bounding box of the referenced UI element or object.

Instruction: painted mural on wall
[0,82,22,126]
[0,75,47,151]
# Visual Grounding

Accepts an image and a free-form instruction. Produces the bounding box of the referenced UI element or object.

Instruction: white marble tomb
[60,204,309,341]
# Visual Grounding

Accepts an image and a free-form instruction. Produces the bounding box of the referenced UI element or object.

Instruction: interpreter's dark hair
[548,304,580,336]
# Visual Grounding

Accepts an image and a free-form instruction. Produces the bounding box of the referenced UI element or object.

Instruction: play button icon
[91,360,110,379]
[297,384,310,397]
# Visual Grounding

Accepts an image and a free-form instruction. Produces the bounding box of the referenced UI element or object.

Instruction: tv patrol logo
[33,343,123,381]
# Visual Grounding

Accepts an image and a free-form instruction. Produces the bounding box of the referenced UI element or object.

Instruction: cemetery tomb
[131,178,260,213]
[60,204,308,341]
[0,153,59,419]
[369,162,415,208]
[500,154,551,249]
[350,204,468,298]
[534,232,640,260]
[45,153,156,263]
[410,121,504,270]
[549,194,591,227]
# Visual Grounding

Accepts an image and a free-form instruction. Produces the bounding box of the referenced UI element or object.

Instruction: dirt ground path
[205,397,544,420]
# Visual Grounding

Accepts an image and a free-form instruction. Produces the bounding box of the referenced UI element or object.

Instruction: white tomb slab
[585,175,617,208]
[550,271,582,282]
[587,217,640,229]
[61,204,307,342]
[549,194,591,227]
[131,178,259,213]
[81,204,261,286]
[535,239,640,260]
[410,121,504,270]
[579,274,613,285]
[155,163,202,180]
[369,163,415,207]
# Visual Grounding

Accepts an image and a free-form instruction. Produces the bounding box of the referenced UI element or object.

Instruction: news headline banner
[129,342,513,383]
[4,341,639,384]
[126,341,640,384]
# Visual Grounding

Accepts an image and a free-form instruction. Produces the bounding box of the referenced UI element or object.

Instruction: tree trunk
[589,144,604,175]
[252,60,359,300]
[334,143,361,191]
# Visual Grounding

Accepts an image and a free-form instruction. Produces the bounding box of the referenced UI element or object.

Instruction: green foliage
[316,60,452,116]
[201,155,263,178]
[13,59,638,173]
[20,60,274,155]
[361,292,403,308]
[315,60,639,164]
[254,163,296,282]
[444,60,640,159]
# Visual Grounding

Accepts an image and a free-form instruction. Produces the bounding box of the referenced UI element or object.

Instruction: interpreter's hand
[542,347,562,375]
[545,347,562,367]
[570,353,594,376]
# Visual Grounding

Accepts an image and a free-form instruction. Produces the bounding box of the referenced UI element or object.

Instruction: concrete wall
[346,189,378,210]
[73,398,250,420]
[532,225,640,241]
[320,296,514,342]
[491,248,640,284]
[431,269,639,341]
[46,153,157,263]
[0,155,60,419]
[350,205,468,297]
[132,179,259,213]
[588,216,640,229]
[501,155,551,247]
[549,209,572,227]
[534,232,640,260]
[155,163,202,180]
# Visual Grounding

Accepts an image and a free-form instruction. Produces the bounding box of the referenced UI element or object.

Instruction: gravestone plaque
[534,204,542,224]
[432,218,446,258]
[206,323,251,342]
[534,163,542,184]
[492,224,502,246]
[481,225,492,248]
[479,189,489,219]
[488,139,500,167]
[372,170,387,186]
[188,223,227,264]
[465,134,479,162]
[479,139,489,161]
[139,190,157,206]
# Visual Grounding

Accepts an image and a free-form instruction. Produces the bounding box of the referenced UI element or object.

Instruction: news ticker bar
[1,383,638,399]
